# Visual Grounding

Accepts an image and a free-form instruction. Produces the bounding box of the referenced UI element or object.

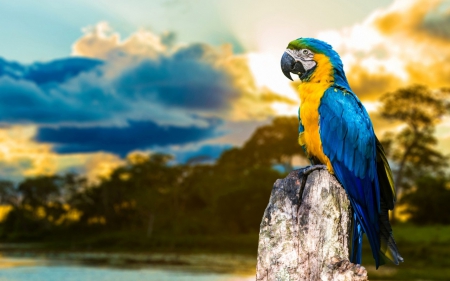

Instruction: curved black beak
[281,51,305,81]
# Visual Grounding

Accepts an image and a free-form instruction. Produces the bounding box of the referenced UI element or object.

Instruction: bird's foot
[297,165,328,197]
[328,256,367,279]
[297,164,327,179]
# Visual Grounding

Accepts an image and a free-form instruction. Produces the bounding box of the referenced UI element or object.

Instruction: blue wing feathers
[319,86,383,267]
[337,116,347,140]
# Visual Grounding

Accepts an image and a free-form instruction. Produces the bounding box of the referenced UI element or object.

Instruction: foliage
[379,85,450,223]
[0,117,303,240]
[380,85,450,190]
[401,175,450,224]
[0,180,18,205]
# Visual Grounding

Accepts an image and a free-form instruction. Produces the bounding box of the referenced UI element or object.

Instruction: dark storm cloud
[115,44,240,110]
[0,43,241,126]
[0,57,115,124]
[0,41,247,155]
[0,57,102,85]
[35,119,222,157]
[0,75,112,124]
[25,58,103,86]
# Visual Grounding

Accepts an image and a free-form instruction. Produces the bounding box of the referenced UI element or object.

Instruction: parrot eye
[302,49,309,55]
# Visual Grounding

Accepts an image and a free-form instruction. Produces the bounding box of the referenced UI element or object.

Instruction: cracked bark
[256,167,369,281]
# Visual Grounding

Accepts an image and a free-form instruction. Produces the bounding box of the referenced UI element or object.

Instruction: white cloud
[72,22,167,60]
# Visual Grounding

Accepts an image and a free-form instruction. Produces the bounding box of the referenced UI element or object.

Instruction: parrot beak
[281,51,306,81]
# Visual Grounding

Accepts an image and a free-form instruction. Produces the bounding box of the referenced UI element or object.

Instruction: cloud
[83,152,124,184]
[71,22,168,60]
[114,44,241,111]
[0,125,128,184]
[346,64,403,101]
[0,44,232,128]
[0,22,288,158]
[35,119,222,157]
[420,7,450,40]
[0,126,60,182]
[0,74,112,125]
[159,143,233,164]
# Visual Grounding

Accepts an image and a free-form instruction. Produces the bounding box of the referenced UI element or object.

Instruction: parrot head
[281,38,345,83]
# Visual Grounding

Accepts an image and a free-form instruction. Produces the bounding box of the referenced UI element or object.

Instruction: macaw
[280,38,403,268]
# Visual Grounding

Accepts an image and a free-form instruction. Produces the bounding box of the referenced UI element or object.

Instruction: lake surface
[0,258,255,281]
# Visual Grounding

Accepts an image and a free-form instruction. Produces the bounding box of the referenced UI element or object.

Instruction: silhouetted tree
[18,175,66,223]
[0,180,18,206]
[1,176,67,238]
[239,117,305,172]
[380,85,450,222]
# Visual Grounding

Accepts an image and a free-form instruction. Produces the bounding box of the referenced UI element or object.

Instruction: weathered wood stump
[256,166,368,281]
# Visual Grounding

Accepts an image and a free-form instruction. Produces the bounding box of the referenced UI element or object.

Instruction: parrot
[280,38,403,268]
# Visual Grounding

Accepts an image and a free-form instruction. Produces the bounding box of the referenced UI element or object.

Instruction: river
[0,256,255,281]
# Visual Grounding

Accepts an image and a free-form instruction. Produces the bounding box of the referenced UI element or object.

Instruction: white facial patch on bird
[285,49,316,71]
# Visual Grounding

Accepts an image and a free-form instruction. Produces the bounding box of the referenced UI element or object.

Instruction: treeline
[0,85,449,245]
[0,117,303,242]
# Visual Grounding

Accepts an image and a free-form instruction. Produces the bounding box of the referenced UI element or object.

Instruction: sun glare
[247,52,300,116]
[247,53,299,100]
[271,102,298,116]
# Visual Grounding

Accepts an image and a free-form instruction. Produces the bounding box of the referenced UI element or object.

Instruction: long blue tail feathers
[350,212,363,264]
[349,199,404,269]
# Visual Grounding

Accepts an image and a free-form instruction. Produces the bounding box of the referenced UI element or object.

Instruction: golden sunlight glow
[362,101,381,113]
[0,205,12,222]
[392,203,411,223]
[247,53,299,102]
[0,126,124,183]
[0,126,57,177]
[436,117,450,155]
[270,102,298,116]
[85,153,124,184]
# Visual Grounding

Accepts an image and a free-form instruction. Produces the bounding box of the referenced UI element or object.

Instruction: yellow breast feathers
[298,53,334,172]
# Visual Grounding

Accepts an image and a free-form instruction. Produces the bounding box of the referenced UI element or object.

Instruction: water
[0,258,254,281]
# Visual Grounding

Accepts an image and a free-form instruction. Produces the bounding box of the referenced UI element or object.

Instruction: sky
[0,0,449,183]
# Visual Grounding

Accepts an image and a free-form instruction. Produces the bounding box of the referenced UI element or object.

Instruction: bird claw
[297,164,327,179]
[297,165,328,197]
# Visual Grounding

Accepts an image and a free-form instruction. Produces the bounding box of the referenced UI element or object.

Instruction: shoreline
[0,247,257,275]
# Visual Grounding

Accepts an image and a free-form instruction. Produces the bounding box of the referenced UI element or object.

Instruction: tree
[18,175,66,223]
[209,117,305,233]
[233,116,306,172]
[379,85,450,222]
[0,180,18,206]
[401,175,450,224]
[1,176,67,238]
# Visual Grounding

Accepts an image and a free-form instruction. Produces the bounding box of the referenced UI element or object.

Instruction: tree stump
[256,166,368,281]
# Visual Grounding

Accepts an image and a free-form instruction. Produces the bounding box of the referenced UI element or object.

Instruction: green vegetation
[363,224,450,280]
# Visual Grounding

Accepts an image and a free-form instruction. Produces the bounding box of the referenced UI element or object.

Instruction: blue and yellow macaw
[280,38,403,268]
